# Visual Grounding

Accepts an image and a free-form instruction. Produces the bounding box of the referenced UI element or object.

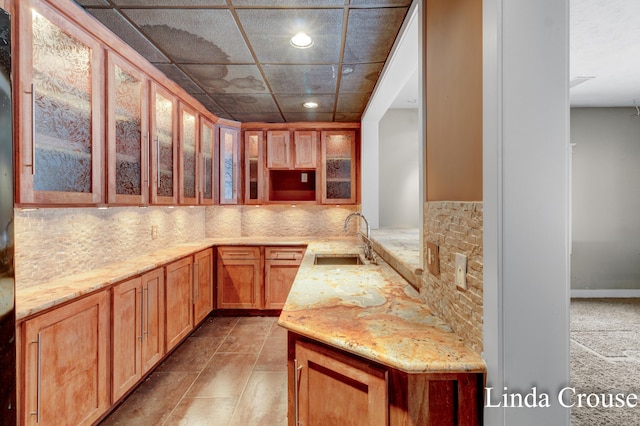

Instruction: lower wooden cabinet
[20,290,110,426]
[111,268,165,402]
[217,246,262,309]
[165,256,194,352]
[264,246,305,309]
[193,248,214,323]
[217,245,305,310]
[289,334,484,426]
[294,338,388,426]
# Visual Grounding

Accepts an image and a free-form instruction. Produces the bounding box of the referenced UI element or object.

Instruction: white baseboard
[571,289,640,298]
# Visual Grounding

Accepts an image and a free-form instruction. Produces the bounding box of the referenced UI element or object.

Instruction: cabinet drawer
[264,246,305,263]
[217,246,261,260]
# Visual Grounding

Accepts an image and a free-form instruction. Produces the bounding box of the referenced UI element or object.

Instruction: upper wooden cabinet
[200,117,216,205]
[219,125,241,205]
[106,52,149,205]
[178,103,198,205]
[266,130,317,169]
[16,0,105,205]
[244,130,264,204]
[321,130,357,204]
[150,82,178,205]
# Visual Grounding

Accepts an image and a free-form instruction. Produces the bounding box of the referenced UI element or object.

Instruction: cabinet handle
[156,136,160,189]
[196,263,200,300]
[139,289,144,342]
[294,359,303,426]
[145,132,150,188]
[201,153,206,199]
[144,286,149,339]
[25,84,36,175]
[30,333,41,423]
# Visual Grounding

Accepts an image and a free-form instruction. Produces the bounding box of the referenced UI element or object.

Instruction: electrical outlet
[455,253,467,290]
[151,225,158,240]
[301,172,308,183]
[426,241,440,275]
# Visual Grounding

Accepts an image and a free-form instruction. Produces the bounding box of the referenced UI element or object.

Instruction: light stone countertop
[278,239,486,374]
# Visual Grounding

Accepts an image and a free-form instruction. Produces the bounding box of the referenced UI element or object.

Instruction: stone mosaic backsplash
[422,201,483,354]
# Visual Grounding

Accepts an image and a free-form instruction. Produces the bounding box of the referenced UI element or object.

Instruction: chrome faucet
[343,212,376,263]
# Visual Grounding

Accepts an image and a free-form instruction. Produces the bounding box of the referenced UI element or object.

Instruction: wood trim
[242,121,360,130]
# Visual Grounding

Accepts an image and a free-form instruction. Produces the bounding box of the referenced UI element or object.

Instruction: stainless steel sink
[313,254,364,265]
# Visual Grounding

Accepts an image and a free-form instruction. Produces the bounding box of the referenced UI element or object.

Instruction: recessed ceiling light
[303,101,318,109]
[290,32,313,49]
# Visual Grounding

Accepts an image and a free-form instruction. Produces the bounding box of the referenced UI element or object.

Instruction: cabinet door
[200,117,216,205]
[106,52,149,205]
[267,130,291,169]
[22,291,110,426]
[17,0,104,205]
[293,131,318,169]
[165,256,193,351]
[193,248,214,324]
[217,246,262,309]
[112,276,143,402]
[219,126,240,204]
[244,130,265,204]
[295,339,388,426]
[264,246,305,310]
[141,268,165,372]
[150,82,178,205]
[321,130,357,204]
[179,103,198,205]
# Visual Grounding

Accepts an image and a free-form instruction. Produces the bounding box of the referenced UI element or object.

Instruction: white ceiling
[388,0,640,110]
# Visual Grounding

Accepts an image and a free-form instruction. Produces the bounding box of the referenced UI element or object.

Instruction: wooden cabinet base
[288,333,484,426]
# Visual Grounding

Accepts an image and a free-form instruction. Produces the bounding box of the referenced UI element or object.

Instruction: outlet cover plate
[455,253,467,290]
[426,241,440,276]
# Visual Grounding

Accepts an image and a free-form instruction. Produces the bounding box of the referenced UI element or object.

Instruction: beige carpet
[571,298,640,425]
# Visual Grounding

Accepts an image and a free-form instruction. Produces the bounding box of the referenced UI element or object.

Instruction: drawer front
[265,246,306,263]
[217,246,261,260]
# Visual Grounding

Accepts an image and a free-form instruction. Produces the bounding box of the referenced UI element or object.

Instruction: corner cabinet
[179,102,199,205]
[106,52,149,205]
[16,0,105,205]
[150,82,178,205]
[218,125,241,204]
[200,117,216,205]
[20,290,110,425]
[321,130,357,204]
[244,130,265,204]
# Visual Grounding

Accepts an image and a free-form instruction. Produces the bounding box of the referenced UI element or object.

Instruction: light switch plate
[426,241,440,276]
[455,253,467,290]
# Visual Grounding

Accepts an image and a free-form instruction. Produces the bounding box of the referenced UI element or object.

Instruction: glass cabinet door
[244,130,264,204]
[179,103,197,205]
[219,126,240,205]
[200,118,215,205]
[106,52,148,205]
[17,0,104,205]
[150,83,177,204]
[321,130,357,204]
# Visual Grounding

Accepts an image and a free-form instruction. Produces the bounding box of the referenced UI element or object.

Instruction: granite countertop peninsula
[278,240,485,374]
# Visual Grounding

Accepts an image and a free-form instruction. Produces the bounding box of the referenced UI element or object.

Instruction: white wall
[378,109,420,228]
[483,0,570,424]
[571,107,640,290]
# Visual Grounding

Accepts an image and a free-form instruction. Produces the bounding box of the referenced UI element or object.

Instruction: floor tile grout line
[160,317,239,426]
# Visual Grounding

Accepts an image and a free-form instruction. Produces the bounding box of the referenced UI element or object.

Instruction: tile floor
[99,316,288,426]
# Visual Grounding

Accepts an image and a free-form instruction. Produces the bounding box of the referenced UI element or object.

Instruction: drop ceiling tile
[343,7,408,63]
[154,64,204,94]
[113,0,226,5]
[283,112,334,122]
[189,94,226,115]
[350,0,412,6]
[334,112,362,122]
[232,0,345,5]
[340,63,384,93]
[124,9,253,63]
[212,94,279,114]
[182,65,268,94]
[263,65,338,94]
[275,94,335,113]
[85,9,169,63]
[232,113,285,123]
[236,8,343,64]
[336,93,371,113]
[74,0,109,6]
